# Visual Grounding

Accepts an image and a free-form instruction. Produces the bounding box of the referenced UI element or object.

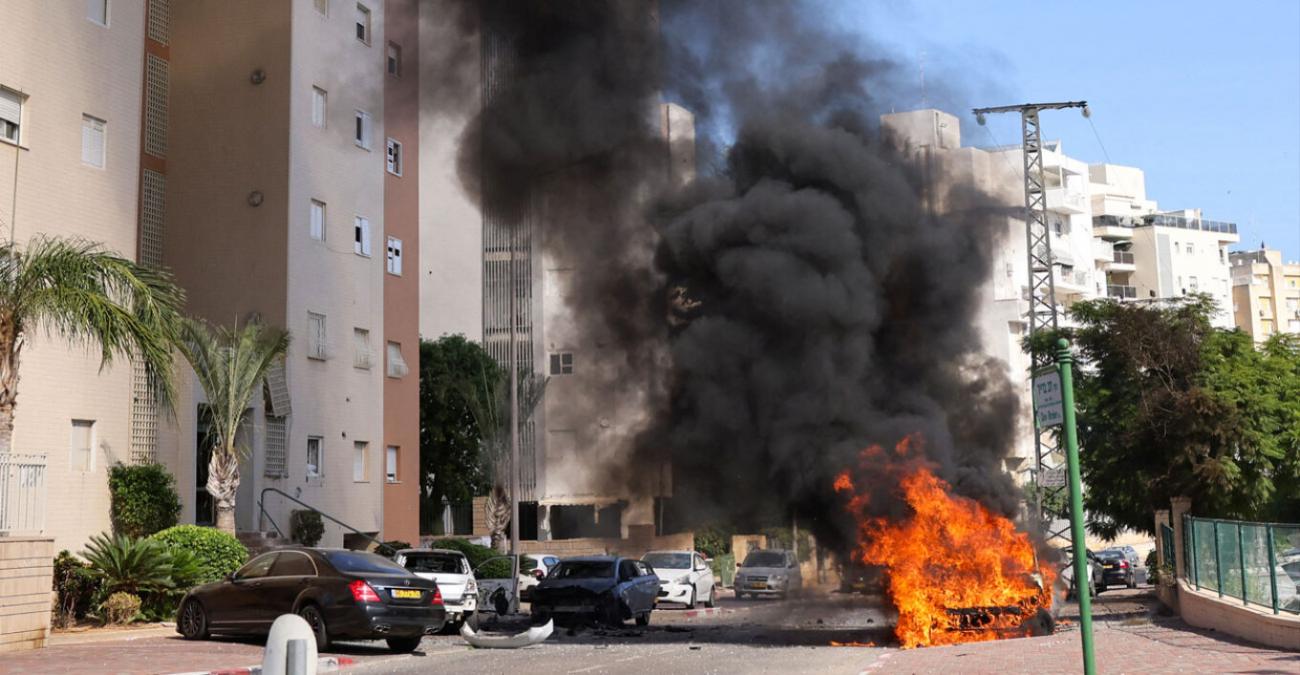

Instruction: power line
[1086,115,1112,164]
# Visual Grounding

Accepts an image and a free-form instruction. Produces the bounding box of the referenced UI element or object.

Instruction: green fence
[1182,515,1300,615]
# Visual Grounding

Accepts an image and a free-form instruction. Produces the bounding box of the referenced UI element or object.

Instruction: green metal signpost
[1055,338,1096,675]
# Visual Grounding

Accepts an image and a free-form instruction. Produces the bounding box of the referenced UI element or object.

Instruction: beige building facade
[1231,248,1300,341]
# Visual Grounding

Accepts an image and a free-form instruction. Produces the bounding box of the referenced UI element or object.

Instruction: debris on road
[460,619,553,649]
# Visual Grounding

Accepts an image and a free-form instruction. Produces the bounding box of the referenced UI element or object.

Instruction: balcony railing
[1107,284,1137,299]
[1093,214,1238,235]
[1112,251,1135,265]
[0,453,47,535]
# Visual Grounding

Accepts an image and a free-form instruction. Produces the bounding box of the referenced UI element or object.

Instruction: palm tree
[175,318,289,534]
[464,368,547,552]
[0,237,183,454]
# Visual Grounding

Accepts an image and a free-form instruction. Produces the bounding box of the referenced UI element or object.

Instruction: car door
[209,552,278,632]
[693,554,714,598]
[262,551,318,626]
[632,561,658,611]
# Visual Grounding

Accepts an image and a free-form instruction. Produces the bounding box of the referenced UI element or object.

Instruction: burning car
[530,556,659,627]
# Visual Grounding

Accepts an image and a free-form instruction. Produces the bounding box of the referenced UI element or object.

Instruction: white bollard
[263,614,319,675]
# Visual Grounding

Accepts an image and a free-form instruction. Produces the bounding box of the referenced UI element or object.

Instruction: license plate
[749,582,767,590]
[392,589,422,599]
[1104,564,1117,570]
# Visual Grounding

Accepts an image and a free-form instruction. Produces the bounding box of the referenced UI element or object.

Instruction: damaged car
[530,556,659,627]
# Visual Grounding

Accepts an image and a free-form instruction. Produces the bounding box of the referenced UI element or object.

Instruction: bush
[150,525,247,583]
[103,592,141,625]
[52,551,101,628]
[433,538,535,579]
[378,540,412,558]
[291,510,324,546]
[82,533,175,597]
[108,464,181,538]
[694,525,734,559]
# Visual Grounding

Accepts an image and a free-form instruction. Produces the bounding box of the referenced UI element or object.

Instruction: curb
[681,604,753,619]
[172,655,355,675]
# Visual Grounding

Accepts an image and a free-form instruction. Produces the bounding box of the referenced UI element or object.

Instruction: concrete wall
[0,0,146,553]
[1177,580,1300,650]
[0,537,53,653]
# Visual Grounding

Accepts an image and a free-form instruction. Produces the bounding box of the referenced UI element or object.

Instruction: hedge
[108,463,181,538]
[150,525,248,583]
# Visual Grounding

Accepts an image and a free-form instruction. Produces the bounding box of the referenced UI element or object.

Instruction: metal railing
[1183,514,1300,615]
[0,453,47,535]
[257,487,397,555]
[1112,250,1135,265]
[1107,284,1137,299]
[1161,523,1175,566]
[1092,214,1238,235]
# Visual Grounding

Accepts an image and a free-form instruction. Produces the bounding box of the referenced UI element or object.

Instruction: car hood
[737,566,790,577]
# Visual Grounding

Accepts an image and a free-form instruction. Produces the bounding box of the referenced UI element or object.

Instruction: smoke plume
[449,0,1021,548]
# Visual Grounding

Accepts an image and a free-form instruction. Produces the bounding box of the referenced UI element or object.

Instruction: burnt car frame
[176,547,446,653]
[529,556,659,626]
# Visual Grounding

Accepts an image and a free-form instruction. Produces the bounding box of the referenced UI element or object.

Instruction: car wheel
[704,586,715,608]
[179,599,208,640]
[386,636,423,653]
[601,601,623,627]
[635,611,650,627]
[297,604,330,651]
[686,587,697,610]
[1097,582,1106,595]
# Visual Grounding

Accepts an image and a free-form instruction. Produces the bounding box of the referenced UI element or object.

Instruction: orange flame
[837,437,1054,649]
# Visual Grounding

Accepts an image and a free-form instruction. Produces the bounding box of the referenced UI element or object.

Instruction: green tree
[464,369,547,552]
[1051,296,1300,537]
[418,335,500,534]
[0,237,184,453]
[175,318,289,534]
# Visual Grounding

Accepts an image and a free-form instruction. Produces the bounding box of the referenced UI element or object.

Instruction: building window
[307,312,327,360]
[70,419,95,472]
[353,441,369,482]
[1188,276,1199,292]
[314,0,328,16]
[1,88,24,144]
[385,445,398,482]
[264,414,287,478]
[81,115,106,168]
[306,436,323,477]
[354,110,371,149]
[387,42,401,76]
[386,341,409,378]
[386,236,402,275]
[354,3,371,43]
[353,327,372,369]
[146,0,170,44]
[1186,243,1194,255]
[549,352,574,375]
[143,54,169,157]
[312,87,327,128]
[386,138,402,175]
[309,199,326,241]
[353,216,372,256]
[86,0,108,26]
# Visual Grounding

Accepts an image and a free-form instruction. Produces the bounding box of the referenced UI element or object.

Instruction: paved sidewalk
[863,588,1300,674]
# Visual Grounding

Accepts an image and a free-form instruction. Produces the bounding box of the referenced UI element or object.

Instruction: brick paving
[863,588,1300,675]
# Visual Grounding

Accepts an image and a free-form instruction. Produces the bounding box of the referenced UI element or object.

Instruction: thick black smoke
[448,0,1020,549]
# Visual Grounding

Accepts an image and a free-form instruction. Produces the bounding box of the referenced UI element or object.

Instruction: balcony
[1093,215,1135,240]
[1107,250,1136,273]
[1107,284,1137,300]
[1046,187,1087,214]
[0,453,47,535]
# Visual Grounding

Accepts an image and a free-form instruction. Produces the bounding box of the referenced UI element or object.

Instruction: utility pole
[507,219,521,615]
[971,101,1088,543]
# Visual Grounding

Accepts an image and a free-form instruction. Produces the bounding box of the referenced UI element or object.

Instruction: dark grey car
[529,556,660,627]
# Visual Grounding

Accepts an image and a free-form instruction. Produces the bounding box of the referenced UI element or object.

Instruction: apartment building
[161,0,420,547]
[1230,247,1300,341]
[0,0,148,552]
[881,108,1240,482]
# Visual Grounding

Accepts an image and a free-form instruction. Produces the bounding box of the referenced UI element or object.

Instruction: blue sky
[829,0,1300,261]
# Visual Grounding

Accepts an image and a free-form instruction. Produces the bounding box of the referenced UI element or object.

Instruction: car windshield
[324,550,411,575]
[742,552,786,567]
[643,553,691,569]
[551,561,614,579]
[1096,550,1124,560]
[403,552,464,574]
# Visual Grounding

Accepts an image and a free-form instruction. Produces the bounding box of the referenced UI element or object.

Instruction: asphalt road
[352,591,895,675]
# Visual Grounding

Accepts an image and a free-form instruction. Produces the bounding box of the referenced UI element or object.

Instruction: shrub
[378,540,412,558]
[108,464,181,538]
[694,525,734,559]
[82,533,175,597]
[291,510,324,547]
[52,551,101,628]
[150,525,248,583]
[102,592,141,625]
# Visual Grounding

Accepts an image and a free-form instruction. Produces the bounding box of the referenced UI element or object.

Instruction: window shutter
[361,219,372,256]
[0,90,22,126]
[264,357,292,416]
[386,342,409,378]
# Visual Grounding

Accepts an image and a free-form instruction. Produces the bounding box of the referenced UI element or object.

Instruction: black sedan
[1095,548,1138,590]
[176,547,446,652]
[529,556,659,627]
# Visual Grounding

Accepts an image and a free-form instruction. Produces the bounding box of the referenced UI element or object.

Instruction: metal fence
[0,453,47,535]
[1183,514,1300,615]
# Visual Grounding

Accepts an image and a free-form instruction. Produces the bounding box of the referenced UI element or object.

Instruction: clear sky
[829,0,1300,262]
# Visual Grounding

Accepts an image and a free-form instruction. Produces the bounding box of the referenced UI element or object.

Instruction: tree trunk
[207,448,241,535]
[485,484,512,553]
[0,328,23,455]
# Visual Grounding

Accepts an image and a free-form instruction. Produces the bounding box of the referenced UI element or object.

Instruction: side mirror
[532,568,545,580]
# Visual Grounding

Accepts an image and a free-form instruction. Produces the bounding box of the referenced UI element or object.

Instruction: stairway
[237,530,290,557]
